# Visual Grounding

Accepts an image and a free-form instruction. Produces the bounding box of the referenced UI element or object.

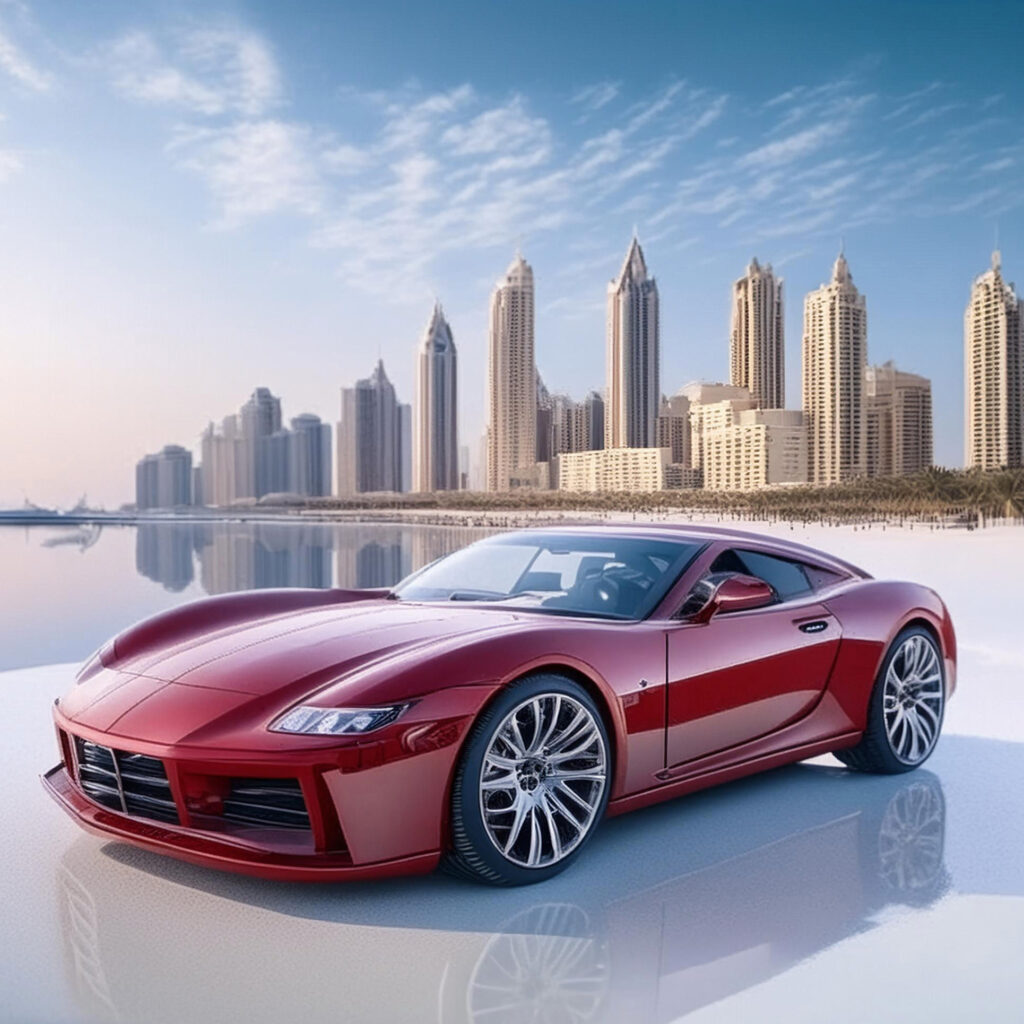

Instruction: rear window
[710,549,813,602]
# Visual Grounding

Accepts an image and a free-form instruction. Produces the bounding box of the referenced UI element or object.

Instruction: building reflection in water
[135,524,196,593]
[133,520,494,594]
[192,522,335,593]
[55,767,950,1024]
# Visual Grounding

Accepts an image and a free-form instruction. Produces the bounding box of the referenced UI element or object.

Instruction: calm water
[0,520,497,671]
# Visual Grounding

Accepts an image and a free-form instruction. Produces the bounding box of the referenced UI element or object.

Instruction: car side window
[709,548,813,602]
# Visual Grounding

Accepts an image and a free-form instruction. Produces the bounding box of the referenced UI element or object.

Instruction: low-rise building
[556,447,672,492]
[703,409,808,491]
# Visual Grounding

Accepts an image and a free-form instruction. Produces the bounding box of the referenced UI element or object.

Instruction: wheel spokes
[883,635,943,765]
[479,693,607,869]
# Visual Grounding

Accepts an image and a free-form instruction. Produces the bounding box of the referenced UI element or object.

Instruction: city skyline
[2,1,1023,505]
[128,239,1024,505]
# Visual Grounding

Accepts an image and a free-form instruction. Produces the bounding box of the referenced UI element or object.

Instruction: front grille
[74,738,179,824]
[222,778,310,831]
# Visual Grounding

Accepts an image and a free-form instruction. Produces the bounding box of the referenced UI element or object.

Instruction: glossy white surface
[4,523,1024,1023]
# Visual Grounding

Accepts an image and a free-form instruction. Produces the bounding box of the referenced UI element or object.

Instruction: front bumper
[43,765,439,881]
[45,684,496,881]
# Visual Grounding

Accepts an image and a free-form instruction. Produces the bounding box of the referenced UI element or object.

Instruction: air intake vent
[74,738,179,824]
[222,778,310,831]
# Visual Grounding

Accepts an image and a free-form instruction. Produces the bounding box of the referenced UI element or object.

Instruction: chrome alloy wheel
[479,694,607,869]
[882,634,944,765]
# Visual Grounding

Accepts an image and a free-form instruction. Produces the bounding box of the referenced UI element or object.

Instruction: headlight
[270,704,408,735]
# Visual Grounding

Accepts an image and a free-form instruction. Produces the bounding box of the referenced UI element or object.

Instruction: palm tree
[987,469,1024,519]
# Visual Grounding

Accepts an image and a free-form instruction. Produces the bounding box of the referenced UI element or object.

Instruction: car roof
[496,521,870,579]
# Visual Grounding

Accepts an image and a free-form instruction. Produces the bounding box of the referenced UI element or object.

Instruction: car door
[665,548,842,769]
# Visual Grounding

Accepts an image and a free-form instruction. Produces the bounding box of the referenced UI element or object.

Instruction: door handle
[798,620,829,634]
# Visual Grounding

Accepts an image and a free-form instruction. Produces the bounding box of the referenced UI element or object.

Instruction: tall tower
[288,413,332,496]
[584,390,605,451]
[802,253,868,484]
[965,251,1023,470]
[606,236,660,448]
[486,253,536,490]
[731,258,784,409]
[414,302,458,491]
[238,387,282,498]
[337,359,405,494]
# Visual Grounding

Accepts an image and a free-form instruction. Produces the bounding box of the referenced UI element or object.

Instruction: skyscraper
[731,258,784,409]
[865,362,933,477]
[238,387,283,498]
[965,251,1023,470]
[135,444,193,509]
[606,236,660,448]
[584,390,605,451]
[413,302,458,492]
[487,253,536,490]
[802,254,868,484]
[536,372,553,464]
[199,416,239,507]
[288,413,333,496]
[337,359,406,494]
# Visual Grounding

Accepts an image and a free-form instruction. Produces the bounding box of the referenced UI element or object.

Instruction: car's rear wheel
[446,674,610,886]
[834,626,945,774]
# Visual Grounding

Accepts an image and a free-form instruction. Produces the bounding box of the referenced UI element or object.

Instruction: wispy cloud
[168,120,322,226]
[107,27,280,116]
[737,122,845,169]
[0,23,50,90]
[95,21,1024,299]
[570,81,619,112]
[0,147,22,182]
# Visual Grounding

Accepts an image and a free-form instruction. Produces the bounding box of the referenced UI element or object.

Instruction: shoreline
[2,505,1021,532]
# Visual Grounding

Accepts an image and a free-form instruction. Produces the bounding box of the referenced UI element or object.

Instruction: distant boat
[40,524,103,551]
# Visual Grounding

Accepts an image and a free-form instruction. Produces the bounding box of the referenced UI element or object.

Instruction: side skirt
[605,730,862,818]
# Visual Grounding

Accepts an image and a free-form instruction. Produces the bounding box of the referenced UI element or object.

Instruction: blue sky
[1,0,1022,505]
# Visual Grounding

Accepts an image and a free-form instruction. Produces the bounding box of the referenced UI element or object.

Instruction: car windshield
[390,532,702,620]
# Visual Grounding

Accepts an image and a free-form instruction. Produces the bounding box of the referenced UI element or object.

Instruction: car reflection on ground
[55,762,947,1024]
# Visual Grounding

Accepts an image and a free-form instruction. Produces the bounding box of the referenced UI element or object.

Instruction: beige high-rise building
[703,409,807,491]
[865,361,933,478]
[606,236,659,448]
[731,258,784,409]
[681,382,756,474]
[965,251,1022,470]
[802,254,868,484]
[486,253,536,490]
[413,302,458,492]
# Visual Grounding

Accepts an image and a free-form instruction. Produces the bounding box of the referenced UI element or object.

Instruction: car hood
[58,600,527,745]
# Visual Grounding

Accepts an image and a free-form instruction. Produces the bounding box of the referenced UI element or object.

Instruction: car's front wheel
[446,674,610,886]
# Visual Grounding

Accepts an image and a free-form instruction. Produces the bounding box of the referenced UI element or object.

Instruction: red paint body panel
[43,524,957,882]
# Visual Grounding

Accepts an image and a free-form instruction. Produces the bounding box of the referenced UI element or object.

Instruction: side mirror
[691,573,774,623]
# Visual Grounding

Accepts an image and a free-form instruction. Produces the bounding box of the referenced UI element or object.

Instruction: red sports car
[43,524,956,886]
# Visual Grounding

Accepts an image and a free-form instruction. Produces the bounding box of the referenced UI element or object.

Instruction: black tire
[834,625,945,774]
[445,673,611,886]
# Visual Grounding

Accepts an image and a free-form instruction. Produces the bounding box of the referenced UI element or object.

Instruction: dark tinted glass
[710,549,813,602]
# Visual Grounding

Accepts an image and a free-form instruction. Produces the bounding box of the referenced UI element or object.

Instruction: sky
[0,0,1022,507]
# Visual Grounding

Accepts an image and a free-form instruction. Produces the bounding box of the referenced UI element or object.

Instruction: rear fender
[823,580,956,730]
